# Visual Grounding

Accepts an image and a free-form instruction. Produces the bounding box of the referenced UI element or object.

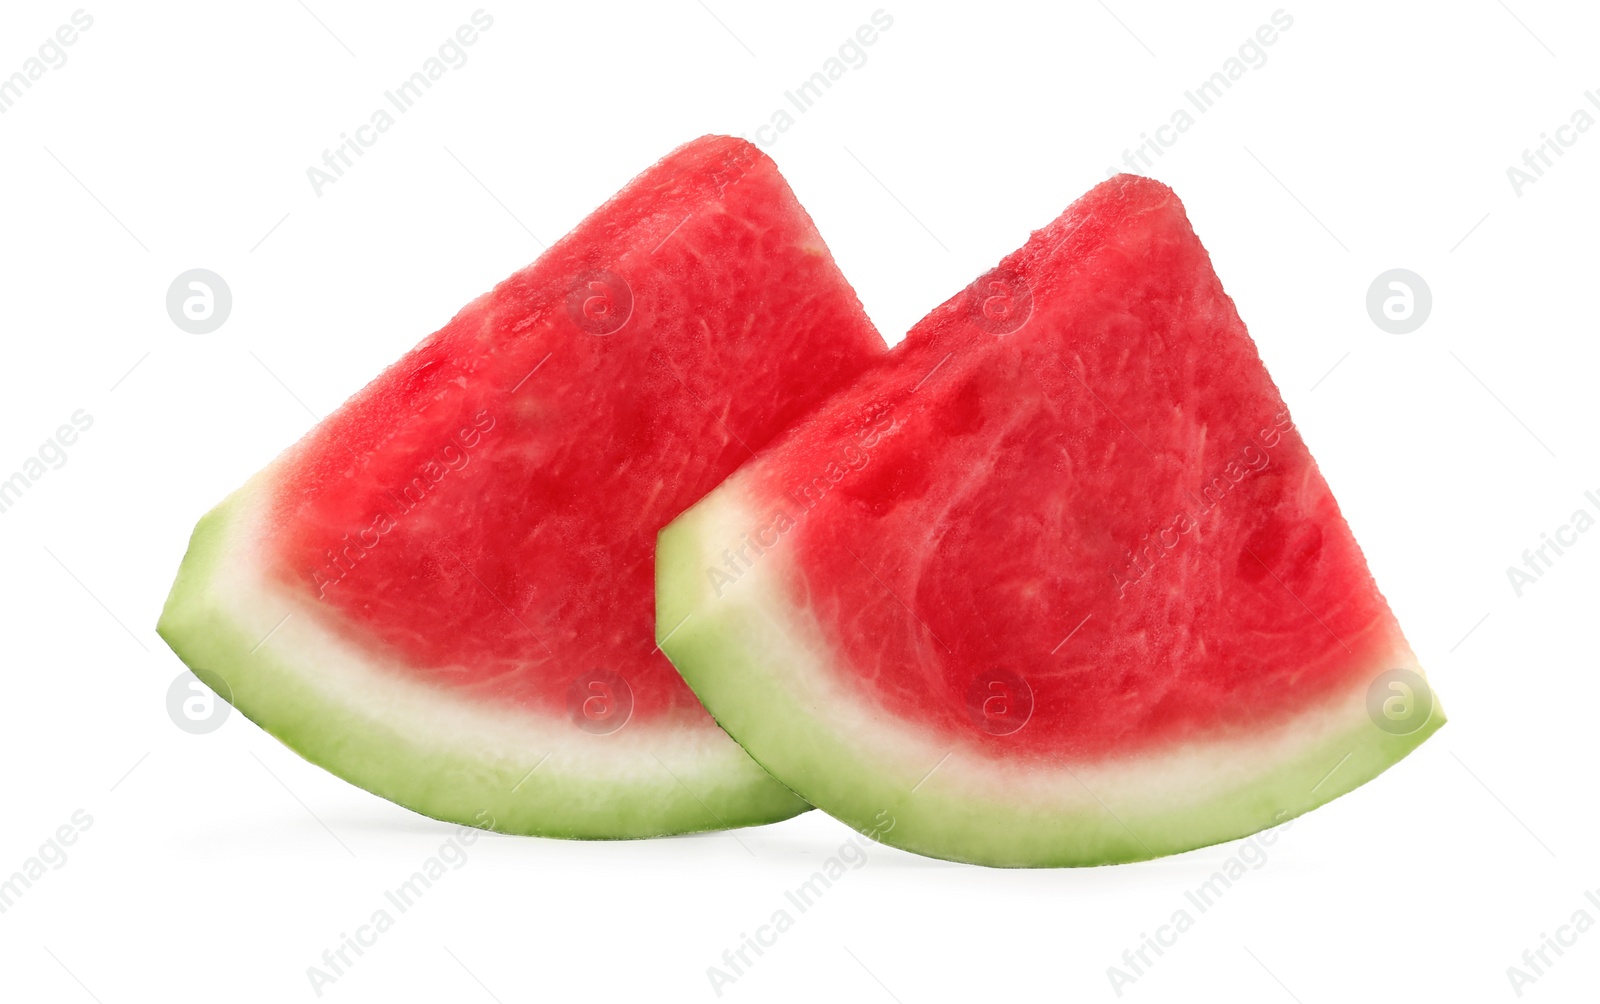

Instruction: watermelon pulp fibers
[159,136,886,837]
[658,174,1443,866]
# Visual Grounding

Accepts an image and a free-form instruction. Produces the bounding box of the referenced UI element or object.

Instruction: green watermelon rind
[656,481,1445,868]
[158,481,809,839]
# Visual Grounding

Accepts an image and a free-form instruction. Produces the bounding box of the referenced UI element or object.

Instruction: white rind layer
[158,471,809,838]
[657,475,1444,866]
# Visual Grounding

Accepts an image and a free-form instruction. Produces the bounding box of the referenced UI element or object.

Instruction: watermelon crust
[657,175,1444,866]
[162,483,805,837]
[158,136,887,838]
[659,483,1439,865]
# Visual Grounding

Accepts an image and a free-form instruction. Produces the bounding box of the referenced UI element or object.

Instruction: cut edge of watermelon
[657,479,1445,867]
[158,475,809,839]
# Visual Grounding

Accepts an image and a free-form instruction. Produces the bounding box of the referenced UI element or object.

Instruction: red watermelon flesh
[658,174,1443,866]
[159,136,885,837]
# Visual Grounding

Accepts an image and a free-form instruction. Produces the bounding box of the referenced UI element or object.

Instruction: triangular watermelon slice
[658,175,1444,866]
[159,136,887,837]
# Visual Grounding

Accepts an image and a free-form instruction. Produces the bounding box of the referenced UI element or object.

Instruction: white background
[1,1,1595,1001]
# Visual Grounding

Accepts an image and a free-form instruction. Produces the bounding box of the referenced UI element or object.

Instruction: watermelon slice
[158,136,887,838]
[658,175,1444,866]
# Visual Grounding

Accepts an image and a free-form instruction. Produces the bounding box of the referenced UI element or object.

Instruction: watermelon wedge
[159,136,887,838]
[658,175,1444,866]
